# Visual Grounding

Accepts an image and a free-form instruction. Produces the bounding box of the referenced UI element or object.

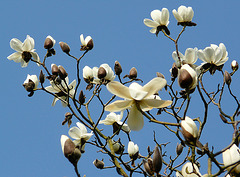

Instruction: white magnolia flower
[180,117,198,144]
[172,48,198,68]
[105,77,172,131]
[222,144,240,175]
[128,141,139,158]
[7,35,40,67]
[197,43,228,74]
[143,8,170,35]
[99,112,130,133]
[80,34,93,51]
[45,76,76,107]
[23,74,39,90]
[178,64,198,90]
[172,6,194,24]
[176,162,202,177]
[83,66,94,83]
[60,135,71,154]
[93,63,115,83]
[68,122,93,152]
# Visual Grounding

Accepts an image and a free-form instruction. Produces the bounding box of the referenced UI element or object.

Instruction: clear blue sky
[1,0,240,176]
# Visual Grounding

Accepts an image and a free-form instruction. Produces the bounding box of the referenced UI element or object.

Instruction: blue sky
[1,0,240,177]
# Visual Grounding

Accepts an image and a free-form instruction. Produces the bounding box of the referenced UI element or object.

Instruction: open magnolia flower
[176,162,202,177]
[99,112,130,133]
[105,77,172,131]
[172,48,198,68]
[45,76,76,107]
[7,35,40,67]
[222,144,240,175]
[80,34,93,51]
[93,63,115,83]
[172,5,196,26]
[197,43,228,74]
[143,8,170,36]
[68,122,93,153]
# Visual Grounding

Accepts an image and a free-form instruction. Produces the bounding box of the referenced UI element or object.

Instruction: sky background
[1,0,240,177]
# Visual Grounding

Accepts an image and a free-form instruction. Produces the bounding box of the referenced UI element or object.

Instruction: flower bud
[224,70,231,86]
[23,74,39,92]
[44,35,56,49]
[171,63,179,78]
[143,158,154,176]
[114,61,122,75]
[93,159,104,169]
[59,42,70,54]
[39,70,45,84]
[176,143,183,155]
[178,64,197,89]
[60,135,81,166]
[152,145,162,174]
[79,90,85,105]
[98,67,107,79]
[180,116,198,145]
[58,65,68,80]
[128,141,139,160]
[231,60,239,72]
[80,34,94,51]
[129,67,137,79]
[51,64,59,76]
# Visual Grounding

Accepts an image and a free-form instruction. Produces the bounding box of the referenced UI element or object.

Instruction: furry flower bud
[114,61,122,75]
[93,159,104,169]
[231,60,239,72]
[129,67,137,79]
[44,35,56,49]
[178,64,197,89]
[181,117,198,145]
[152,145,162,174]
[224,70,231,85]
[51,64,59,76]
[59,42,70,54]
[58,65,68,80]
[176,143,183,155]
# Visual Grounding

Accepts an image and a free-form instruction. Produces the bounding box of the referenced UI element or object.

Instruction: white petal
[21,60,28,68]
[150,28,157,34]
[141,99,172,110]
[129,82,148,100]
[107,81,132,99]
[80,34,86,46]
[143,19,159,28]
[105,100,134,112]
[69,126,81,139]
[127,103,144,131]
[85,36,92,44]
[10,38,23,52]
[197,50,206,63]
[185,48,197,64]
[142,77,167,98]
[76,122,88,134]
[172,9,182,22]
[7,52,22,63]
[45,85,59,93]
[31,52,40,63]
[160,8,169,25]
[22,36,33,51]
[186,7,194,21]
[52,97,59,106]
[150,10,161,24]
[60,135,69,154]
[203,47,214,63]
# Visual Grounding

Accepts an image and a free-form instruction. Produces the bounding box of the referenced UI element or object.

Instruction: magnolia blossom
[93,64,115,83]
[178,64,198,90]
[80,34,93,51]
[197,43,228,74]
[99,112,130,133]
[7,35,40,67]
[105,77,172,131]
[23,74,39,90]
[128,141,139,158]
[45,76,76,107]
[172,48,198,68]
[83,66,94,83]
[180,117,198,144]
[172,6,195,25]
[176,162,202,177]
[222,144,240,175]
[143,8,170,36]
[68,122,93,152]
[44,35,56,49]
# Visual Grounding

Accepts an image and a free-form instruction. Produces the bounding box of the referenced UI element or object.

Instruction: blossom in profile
[68,122,93,153]
[172,48,198,68]
[99,112,130,133]
[172,6,196,26]
[222,144,240,175]
[80,34,93,51]
[23,74,39,92]
[143,8,170,36]
[180,116,198,145]
[176,162,202,177]
[45,76,76,107]
[93,64,115,83]
[178,64,198,90]
[105,77,172,131]
[44,35,56,49]
[128,141,139,159]
[7,35,40,67]
[197,43,228,74]
[83,66,94,83]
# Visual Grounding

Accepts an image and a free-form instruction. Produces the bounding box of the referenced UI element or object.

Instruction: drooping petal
[142,77,167,98]
[45,85,59,93]
[107,81,132,99]
[69,126,82,139]
[197,50,207,63]
[141,99,172,111]
[127,103,144,131]
[150,28,157,34]
[31,52,40,63]
[105,100,134,112]
[10,38,23,52]
[81,132,93,141]
[21,60,28,68]
[143,19,159,28]
[129,82,148,100]
[7,52,22,63]
[52,97,59,106]
[214,48,223,63]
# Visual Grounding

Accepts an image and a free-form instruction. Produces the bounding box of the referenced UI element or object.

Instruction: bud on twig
[39,70,45,84]
[171,63,178,78]
[156,72,165,79]
[93,159,104,169]
[180,117,198,145]
[58,65,68,80]
[231,60,239,72]
[143,158,154,176]
[176,143,183,155]
[178,64,197,90]
[51,64,59,76]
[152,145,162,174]
[224,70,231,86]
[79,90,85,105]
[129,67,137,79]
[44,35,56,49]
[114,61,122,75]
[59,42,70,54]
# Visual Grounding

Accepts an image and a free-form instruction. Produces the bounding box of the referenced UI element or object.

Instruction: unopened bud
[171,63,179,78]
[224,70,231,86]
[181,117,198,145]
[143,158,154,176]
[114,61,122,75]
[93,159,104,169]
[152,145,162,174]
[156,72,165,79]
[98,67,107,79]
[176,143,183,155]
[178,64,197,89]
[59,42,70,54]
[231,60,239,72]
[58,65,68,80]
[23,80,35,92]
[39,70,45,84]
[51,64,59,76]
[87,39,94,50]
[44,35,55,49]
[129,67,137,79]
[79,90,85,105]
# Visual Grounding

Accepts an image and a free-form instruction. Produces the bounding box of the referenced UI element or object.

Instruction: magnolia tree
[7,5,240,177]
